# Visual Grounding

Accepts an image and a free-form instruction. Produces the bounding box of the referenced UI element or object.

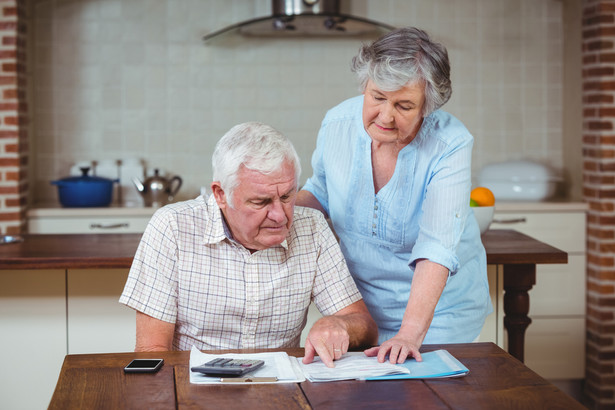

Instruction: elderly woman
[296,27,492,364]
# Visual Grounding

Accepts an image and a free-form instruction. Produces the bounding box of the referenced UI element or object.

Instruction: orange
[470,187,495,206]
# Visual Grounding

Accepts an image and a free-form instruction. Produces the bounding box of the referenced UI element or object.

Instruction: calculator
[191,358,265,377]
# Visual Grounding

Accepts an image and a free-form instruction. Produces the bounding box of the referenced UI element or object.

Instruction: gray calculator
[191,358,265,377]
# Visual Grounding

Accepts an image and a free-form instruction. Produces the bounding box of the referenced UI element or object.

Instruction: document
[189,347,468,384]
[365,350,469,380]
[296,352,410,382]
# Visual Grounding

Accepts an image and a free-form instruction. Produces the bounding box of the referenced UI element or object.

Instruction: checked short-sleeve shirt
[119,194,362,351]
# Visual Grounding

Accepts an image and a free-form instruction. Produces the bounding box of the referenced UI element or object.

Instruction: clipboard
[189,346,305,384]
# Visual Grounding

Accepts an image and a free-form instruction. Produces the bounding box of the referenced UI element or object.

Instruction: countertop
[27,200,588,218]
[27,205,158,217]
[0,233,141,269]
[0,230,566,270]
[494,200,588,212]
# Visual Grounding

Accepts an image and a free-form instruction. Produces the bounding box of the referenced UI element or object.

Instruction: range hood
[203,0,395,43]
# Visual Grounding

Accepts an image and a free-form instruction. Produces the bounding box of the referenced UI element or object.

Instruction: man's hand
[363,332,423,364]
[302,316,350,368]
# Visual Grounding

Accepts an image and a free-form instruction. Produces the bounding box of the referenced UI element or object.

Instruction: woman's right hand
[363,333,423,364]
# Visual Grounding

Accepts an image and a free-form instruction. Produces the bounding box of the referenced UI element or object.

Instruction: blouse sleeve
[409,126,474,275]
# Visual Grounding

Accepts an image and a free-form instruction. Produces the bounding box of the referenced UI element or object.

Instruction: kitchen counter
[0,230,565,270]
[0,233,141,269]
[494,200,588,212]
[27,205,157,217]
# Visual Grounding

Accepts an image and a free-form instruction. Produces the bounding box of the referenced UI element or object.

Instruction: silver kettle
[133,169,182,207]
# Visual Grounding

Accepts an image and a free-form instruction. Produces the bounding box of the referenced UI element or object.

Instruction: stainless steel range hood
[203,0,395,43]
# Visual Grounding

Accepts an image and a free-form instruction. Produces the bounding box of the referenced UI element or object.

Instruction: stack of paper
[296,353,410,382]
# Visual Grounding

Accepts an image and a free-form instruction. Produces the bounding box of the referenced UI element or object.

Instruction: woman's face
[362,79,426,146]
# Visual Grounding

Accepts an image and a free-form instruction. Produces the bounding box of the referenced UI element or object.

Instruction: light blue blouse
[302,95,493,344]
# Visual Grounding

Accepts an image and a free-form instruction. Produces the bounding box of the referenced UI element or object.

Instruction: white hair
[212,122,301,207]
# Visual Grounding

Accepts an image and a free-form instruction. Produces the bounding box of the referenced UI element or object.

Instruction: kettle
[133,169,182,207]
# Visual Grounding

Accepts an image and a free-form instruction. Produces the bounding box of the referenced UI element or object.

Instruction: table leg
[502,263,536,363]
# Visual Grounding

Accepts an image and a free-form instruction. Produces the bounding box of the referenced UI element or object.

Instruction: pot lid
[479,160,563,182]
[53,167,116,184]
[203,0,395,43]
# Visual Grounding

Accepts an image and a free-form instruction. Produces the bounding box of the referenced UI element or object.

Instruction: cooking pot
[478,160,562,201]
[51,167,119,207]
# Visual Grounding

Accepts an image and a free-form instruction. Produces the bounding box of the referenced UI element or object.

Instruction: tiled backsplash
[30,0,564,204]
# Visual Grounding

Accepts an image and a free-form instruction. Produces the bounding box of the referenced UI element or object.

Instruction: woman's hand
[363,333,423,363]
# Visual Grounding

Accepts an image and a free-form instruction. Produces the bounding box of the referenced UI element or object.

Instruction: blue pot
[51,167,119,207]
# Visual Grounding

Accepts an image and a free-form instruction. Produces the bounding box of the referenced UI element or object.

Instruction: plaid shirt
[119,194,362,351]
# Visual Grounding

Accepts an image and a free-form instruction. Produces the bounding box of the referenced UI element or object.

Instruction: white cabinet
[0,270,67,410]
[0,268,136,409]
[67,269,135,354]
[27,206,155,234]
[490,202,588,380]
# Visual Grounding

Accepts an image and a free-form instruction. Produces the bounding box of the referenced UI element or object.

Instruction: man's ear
[211,182,227,210]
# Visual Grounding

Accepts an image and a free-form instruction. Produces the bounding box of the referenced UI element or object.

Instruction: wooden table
[48,343,584,409]
[483,230,567,362]
[0,229,567,363]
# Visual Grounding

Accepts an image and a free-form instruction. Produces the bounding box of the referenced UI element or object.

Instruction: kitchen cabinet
[27,206,156,234]
[67,269,135,354]
[0,268,135,410]
[0,270,67,410]
[490,201,588,380]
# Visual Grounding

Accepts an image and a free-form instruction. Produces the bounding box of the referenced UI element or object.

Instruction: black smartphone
[124,359,164,373]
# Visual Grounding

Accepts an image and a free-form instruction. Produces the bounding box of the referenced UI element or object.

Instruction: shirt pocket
[268,287,311,341]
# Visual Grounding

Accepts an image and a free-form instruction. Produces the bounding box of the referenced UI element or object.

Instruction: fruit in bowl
[470,187,495,235]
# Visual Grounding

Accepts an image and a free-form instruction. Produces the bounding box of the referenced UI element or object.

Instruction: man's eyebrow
[281,187,297,197]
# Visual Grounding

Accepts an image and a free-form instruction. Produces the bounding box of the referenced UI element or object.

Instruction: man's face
[212,160,297,252]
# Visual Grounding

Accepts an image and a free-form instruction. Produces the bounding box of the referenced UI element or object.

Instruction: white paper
[296,352,411,382]
[189,346,306,384]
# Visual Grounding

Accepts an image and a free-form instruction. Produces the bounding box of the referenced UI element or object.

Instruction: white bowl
[472,206,494,234]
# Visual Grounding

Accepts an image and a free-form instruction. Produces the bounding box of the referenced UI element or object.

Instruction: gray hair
[212,122,301,208]
[351,27,452,116]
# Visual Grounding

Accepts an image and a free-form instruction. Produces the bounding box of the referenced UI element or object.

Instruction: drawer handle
[492,217,527,224]
[90,223,129,230]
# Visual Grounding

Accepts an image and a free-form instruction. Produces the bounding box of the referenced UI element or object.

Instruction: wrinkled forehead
[237,162,298,195]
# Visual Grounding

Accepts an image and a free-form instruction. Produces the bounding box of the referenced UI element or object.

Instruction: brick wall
[0,0,26,235]
[584,0,615,408]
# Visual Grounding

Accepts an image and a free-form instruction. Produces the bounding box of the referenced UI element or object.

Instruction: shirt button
[374,205,378,210]
[373,213,377,218]
[372,223,377,228]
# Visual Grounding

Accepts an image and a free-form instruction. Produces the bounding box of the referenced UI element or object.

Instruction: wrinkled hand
[363,333,422,364]
[302,316,350,368]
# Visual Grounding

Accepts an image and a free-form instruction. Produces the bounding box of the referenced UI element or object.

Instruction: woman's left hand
[363,333,423,363]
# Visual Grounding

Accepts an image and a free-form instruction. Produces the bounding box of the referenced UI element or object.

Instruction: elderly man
[119,122,377,367]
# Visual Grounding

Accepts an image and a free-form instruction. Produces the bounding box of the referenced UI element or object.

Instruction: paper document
[189,346,305,384]
[365,349,469,380]
[297,352,410,382]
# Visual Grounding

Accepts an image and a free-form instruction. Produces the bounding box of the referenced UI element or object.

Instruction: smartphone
[124,359,164,373]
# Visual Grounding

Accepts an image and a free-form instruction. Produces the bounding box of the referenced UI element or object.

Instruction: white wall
[29,0,566,204]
